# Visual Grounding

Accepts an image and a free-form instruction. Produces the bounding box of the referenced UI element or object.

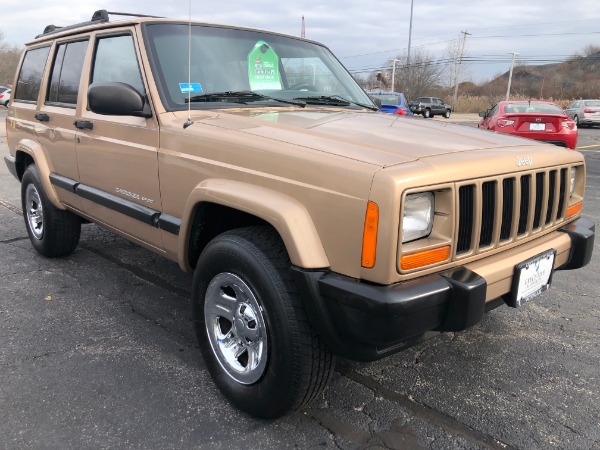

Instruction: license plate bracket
[508,249,556,308]
[529,122,546,131]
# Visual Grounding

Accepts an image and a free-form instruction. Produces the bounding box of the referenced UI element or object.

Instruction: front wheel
[192,226,334,419]
[21,164,81,257]
[423,108,431,118]
[444,109,451,118]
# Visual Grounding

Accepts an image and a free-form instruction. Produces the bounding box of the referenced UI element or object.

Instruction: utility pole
[453,30,470,104]
[406,0,414,98]
[301,15,305,38]
[390,59,400,92]
[506,52,519,101]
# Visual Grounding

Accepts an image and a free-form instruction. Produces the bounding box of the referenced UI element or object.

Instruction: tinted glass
[584,100,600,107]
[92,35,145,94]
[505,102,564,115]
[144,23,373,111]
[15,46,51,102]
[48,40,88,105]
[370,95,400,105]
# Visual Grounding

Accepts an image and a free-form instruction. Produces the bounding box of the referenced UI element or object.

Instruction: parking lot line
[577,144,600,150]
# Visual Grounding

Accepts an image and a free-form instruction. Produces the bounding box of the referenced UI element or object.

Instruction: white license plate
[510,250,556,307]
[529,123,546,131]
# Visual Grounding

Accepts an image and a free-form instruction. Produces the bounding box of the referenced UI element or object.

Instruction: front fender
[178,179,330,271]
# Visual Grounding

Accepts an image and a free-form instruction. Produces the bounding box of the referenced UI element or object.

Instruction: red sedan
[478,101,577,149]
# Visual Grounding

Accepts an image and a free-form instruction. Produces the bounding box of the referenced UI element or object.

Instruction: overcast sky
[2,0,599,84]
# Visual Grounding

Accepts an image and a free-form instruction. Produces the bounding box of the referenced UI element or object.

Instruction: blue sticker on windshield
[179,83,203,94]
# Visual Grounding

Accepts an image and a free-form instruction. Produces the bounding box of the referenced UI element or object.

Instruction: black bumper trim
[293,217,594,362]
[4,155,18,180]
[292,267,487,361]
[557,217,595,270]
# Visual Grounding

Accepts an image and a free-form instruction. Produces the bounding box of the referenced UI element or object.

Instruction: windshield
[504,102,564,115]
[369,95,401,105]
[143,23,374,111]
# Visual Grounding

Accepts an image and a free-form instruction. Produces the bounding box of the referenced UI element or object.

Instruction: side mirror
[88,82,152,118]
[478,111,487,118]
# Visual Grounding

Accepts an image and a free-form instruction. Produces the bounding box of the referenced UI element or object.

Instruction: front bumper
[293,217,594,361]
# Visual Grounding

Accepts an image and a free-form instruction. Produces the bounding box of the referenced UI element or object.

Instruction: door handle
[74,120,93,130]
[34,113,49,122]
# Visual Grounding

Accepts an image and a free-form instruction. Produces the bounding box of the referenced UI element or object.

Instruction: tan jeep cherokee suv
[4,10,594,419]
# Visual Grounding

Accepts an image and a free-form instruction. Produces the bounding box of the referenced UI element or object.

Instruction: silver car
[565,99,600,127]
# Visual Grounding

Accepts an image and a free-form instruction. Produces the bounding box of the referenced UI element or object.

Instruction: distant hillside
[480,51,600,100]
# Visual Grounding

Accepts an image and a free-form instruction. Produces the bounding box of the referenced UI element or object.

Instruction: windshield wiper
[293,95,378,111]
[186,91,305,107]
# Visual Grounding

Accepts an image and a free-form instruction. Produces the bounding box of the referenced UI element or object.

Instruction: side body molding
[16,140,65,210]
[178,179,330,271]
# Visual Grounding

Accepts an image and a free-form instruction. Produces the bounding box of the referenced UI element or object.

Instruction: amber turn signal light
[566,201,582,218]
[401,245,450,271]
[361,201,379,268]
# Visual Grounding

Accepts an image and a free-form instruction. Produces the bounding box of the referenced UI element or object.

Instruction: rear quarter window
[14,46,51,103]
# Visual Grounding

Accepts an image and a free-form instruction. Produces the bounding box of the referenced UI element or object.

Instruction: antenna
[183,0,194,129]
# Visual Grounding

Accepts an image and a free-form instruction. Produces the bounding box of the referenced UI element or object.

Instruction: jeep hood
[175,108,559,168]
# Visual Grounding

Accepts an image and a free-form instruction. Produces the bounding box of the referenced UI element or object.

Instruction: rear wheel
[21,164,81,257]
[192,226,334,419]
[574,115,580,127]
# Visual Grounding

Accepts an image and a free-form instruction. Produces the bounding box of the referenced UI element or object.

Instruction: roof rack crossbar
[105,11,163,19]
[36,9,163,39]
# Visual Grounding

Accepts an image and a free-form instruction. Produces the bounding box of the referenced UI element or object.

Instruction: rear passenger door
[35,38,89,209]
[75,30,163,251]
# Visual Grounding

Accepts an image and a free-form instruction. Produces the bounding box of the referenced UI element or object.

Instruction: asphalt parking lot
[1,108,599,449]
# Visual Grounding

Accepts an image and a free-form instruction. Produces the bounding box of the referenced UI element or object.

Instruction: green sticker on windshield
[248,41,281,90]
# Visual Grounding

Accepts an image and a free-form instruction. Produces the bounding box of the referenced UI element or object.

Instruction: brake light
[394,108,406,116]
[497,118,515,127]
[584,109,594,113]
[562,121,576,130]
[0,94,4,99]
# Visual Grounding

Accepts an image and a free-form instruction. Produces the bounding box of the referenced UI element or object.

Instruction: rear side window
[91,35,145,94]
[47,40,89,106]
[14,46,51,102]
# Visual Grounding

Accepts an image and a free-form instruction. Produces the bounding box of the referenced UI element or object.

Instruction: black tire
[21,164,81,257]
[192,226,334,419]
[444,109,451,119]
[423,108,431,118]
[574,115,579,127]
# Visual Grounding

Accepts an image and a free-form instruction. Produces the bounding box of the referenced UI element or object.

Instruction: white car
[0,88,10,106]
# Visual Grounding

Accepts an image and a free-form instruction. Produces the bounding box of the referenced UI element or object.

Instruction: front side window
[15,46,51,102]
[92,35,145,94]
[47,40,89,105]
[143,23,374,111]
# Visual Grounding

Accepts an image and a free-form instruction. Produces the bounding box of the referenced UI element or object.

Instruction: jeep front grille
[456,167,569,256]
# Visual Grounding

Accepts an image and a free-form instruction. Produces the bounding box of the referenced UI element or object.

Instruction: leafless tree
[0,30,22,86]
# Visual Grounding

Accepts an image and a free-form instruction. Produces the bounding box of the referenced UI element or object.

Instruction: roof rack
[36,9,163,38]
